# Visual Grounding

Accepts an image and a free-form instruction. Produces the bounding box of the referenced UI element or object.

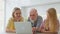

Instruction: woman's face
[14,10,21,19]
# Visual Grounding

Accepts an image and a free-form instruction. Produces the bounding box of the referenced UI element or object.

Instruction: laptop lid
[14,22,33,34]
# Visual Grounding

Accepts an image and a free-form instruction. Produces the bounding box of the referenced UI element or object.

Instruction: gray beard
[30,18,35,23]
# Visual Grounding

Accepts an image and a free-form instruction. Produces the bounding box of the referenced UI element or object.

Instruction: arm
[36,16,43,32]
[39,20,50,33]
[6,18,15,33]
[39,21,45,32]
[42,20,59,32]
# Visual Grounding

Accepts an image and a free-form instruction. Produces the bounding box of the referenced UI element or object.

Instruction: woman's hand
[11,30,16,33]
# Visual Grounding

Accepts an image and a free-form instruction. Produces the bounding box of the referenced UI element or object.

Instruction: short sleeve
[6,18,15,30]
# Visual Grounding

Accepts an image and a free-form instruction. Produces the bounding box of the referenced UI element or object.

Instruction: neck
[14,18,20,22]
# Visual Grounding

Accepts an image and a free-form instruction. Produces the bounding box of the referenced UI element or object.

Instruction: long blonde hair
[45,8,59,32]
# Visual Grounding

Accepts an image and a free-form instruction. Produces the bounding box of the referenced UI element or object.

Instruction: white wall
[30,0,60,5]
[0,0,4,32]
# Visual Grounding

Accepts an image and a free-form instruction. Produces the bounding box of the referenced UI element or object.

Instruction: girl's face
[14,10,21,19]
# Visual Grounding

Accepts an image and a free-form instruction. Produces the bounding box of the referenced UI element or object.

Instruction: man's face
[30,10,37,21]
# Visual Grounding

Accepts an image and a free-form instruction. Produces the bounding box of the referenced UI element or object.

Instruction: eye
[19,13,21,14]
[16,13,18,14]
[30,15,35,16]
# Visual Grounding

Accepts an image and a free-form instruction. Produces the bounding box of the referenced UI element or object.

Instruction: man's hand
[32,27,36,32]
[32,27,36,34]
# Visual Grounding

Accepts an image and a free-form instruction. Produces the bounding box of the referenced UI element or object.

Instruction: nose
[17,14,20,16]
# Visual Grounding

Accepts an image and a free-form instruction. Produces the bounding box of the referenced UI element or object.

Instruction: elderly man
[28,8,43,34]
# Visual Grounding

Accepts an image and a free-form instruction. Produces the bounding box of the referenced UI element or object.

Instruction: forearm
[6,28,16,33]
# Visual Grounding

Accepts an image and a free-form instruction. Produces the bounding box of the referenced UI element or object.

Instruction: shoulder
[37,16,43,21]
[7,17,14,26]
[8,17,14,21]
[37,15,43,19]
[38,15,42,18]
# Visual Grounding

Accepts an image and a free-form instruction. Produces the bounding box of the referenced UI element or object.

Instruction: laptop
[14,22,33,34]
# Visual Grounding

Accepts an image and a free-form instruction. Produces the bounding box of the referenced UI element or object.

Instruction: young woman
[6,7,24,32]
[40,8,59,33]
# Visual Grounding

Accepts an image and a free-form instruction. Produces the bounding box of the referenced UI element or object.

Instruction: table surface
[0,31,60,34]
[0,31,59,34]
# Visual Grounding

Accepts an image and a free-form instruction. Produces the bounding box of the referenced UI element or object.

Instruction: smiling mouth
[17,16,20,17]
